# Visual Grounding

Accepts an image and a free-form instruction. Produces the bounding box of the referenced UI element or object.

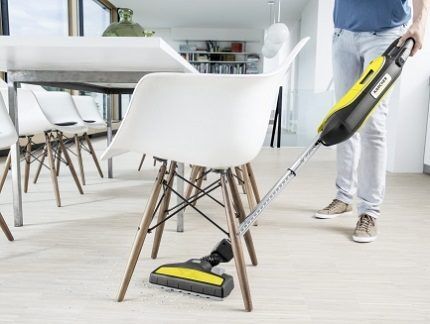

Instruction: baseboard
[424,164,430,175]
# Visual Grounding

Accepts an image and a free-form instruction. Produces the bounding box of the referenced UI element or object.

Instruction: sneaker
[353,214,377,243]
[314,199,352,219]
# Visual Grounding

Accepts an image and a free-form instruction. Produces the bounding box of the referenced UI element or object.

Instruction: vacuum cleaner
[149,37,415,298]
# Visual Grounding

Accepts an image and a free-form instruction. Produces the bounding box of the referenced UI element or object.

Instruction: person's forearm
[399,0,430,55]
[412,0,430,24]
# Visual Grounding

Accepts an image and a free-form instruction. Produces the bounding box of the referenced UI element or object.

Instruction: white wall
[387,47,430,172]
[425,104,430,168]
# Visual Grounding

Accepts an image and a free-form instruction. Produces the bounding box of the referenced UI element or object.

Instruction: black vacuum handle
[384,37,415,67]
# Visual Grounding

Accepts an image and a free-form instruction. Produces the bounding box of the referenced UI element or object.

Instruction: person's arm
[398,0,430,56]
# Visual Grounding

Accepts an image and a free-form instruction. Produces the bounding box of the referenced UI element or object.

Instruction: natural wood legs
[58,133,84,195]
[75,135,85,186]
[0,151,11,193]
[184,165,199,200]
[117,163,167,302]
[245,163,261,204]
[151,161,177,259]
[34,145,47,184]
[119,164,255,311]
[192,167,206,207]
[84,133,104,179]
[241,164,257,210]
[227,169,258,266]
[45,132,62,207]
[220,171,253,312]
[0,212,14,241]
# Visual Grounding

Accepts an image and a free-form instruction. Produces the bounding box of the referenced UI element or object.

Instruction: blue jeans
[332,26,405,218]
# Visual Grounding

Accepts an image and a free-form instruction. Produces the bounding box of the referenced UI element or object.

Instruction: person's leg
[315,29,362,219]
[353,26,405,242]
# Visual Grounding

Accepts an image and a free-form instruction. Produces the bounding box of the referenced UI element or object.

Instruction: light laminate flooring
[1,138,429,323]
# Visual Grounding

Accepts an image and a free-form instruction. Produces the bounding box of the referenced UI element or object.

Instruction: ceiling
[109,0,309,29]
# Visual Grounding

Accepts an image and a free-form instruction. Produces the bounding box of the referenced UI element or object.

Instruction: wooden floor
[1,138,429,323]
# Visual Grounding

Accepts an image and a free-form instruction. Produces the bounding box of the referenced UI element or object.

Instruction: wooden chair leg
[234,166,246,194]
[45,133,61,207]
[191,167,205,207]
[137,154,146,172]
[75,134,85,186]
[23,137,32,193]
[245,163,261,204]
[84,133,104,178]
[220,172,253,312]
[0,212,14,241]
[184,165,199,200]
[0,151,11,193]
[151,161,177,259]
[58,133,84,195]
[241,165,256,210]
[55,138,62,177]
[227,169,258,266]
[34,145,47,184]
[117,163,167,302]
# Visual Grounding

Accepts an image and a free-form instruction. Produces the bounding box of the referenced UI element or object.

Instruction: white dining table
[0,36,197,228]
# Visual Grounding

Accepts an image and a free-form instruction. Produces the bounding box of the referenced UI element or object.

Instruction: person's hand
[397,21,427,56]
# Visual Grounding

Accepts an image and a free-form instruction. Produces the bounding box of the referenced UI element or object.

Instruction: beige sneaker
[314,199,352,219]
[353,214,377,243]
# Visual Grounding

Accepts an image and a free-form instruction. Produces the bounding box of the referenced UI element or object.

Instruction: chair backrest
[32,91,86,128]
[20,84,47,92]
[72,95,105,124]
[0,79,53,136]
[102,38,309,168]
[0,95,18,149]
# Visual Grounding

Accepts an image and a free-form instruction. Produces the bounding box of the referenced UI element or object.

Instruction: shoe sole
[352,235,377,243]
[314,210,353,219]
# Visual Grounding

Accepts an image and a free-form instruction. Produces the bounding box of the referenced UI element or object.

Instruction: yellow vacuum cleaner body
[318,38,414,146]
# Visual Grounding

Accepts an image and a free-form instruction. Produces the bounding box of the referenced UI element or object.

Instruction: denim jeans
[332,25,405,218]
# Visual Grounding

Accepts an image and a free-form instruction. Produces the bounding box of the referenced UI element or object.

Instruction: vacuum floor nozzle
[149,239,234,299]
[149,260,234,299]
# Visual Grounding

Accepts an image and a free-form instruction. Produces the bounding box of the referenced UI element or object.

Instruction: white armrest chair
[0,94,17,241]
[102,38,309,311]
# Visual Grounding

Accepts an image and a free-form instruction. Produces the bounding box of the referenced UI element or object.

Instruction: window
[82,0,111,36]
[7,0,68,36]
[81,0,113,118]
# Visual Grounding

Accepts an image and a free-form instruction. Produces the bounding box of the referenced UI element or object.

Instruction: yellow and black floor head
[149,259,234,299]
[149,239,234,299]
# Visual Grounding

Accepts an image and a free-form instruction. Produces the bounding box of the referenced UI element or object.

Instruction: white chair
[102,37,309,311]
[0,83,84,207]
[31,91,86,190]
[24,84,104,185]
[0,94,17,241]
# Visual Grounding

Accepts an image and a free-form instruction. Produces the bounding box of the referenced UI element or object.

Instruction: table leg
[106,94,113,178]
[8,80,23,227]
[176,162,184,232]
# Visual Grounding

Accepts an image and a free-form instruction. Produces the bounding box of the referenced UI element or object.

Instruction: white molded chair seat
[0,80,52,137]
[32,91,88,135]
[72,96,106,130]
[103,38,309,169]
